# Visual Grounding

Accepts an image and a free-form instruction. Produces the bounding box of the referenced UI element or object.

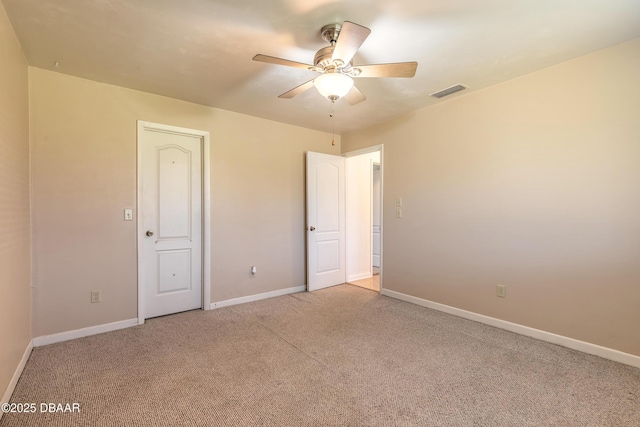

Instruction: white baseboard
[210,285,306,309]
[33,318,138,347]
[1,339,33,414]
[382,289,640,369]
[32,286,306,346]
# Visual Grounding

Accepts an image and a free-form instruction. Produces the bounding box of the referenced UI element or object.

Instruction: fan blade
[344,85,366,105]
[253,54,314,71]
[331,21,371,65]
[278,79,316,99]
[355,62,418,78]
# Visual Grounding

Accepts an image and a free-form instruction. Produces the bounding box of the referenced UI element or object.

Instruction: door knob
[146,230,154,237]
[310,226,316,231]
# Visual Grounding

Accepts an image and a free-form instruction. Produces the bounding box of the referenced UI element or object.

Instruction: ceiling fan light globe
[314,73,354,101]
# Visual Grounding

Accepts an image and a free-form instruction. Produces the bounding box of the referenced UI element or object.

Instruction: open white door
[307,152,346,291]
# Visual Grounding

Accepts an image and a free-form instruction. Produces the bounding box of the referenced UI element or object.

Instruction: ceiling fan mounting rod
[320,23,342,44]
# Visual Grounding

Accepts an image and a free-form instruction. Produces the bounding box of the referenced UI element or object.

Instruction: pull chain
[330,101,336,146]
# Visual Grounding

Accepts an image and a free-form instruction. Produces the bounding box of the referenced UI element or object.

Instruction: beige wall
[0,2,31,401]
[343,38,640,356]
[30,68,339,337]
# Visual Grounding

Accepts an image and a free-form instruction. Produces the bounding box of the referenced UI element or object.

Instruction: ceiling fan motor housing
[314,46,336,69]
[314,46,357,74]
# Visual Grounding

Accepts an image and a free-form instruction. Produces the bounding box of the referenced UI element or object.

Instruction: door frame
[136,121,211,325]
[342,144,384,292]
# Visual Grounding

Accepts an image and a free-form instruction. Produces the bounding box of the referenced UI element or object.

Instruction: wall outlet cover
[91,290,102,303]
[496,285,506,298]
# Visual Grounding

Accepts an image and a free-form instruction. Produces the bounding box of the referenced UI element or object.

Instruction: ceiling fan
[253,21,418,105]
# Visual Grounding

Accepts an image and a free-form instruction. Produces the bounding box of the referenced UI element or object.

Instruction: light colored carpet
[3,284,639,426]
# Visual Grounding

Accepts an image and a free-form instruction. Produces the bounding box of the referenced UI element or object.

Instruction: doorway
[345,148,381,292]
[137,121,211,324]
[306,145,383,293]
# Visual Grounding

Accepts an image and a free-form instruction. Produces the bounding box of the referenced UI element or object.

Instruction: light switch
[396,207,402,218]
[396,197,403,207]
[124,209,133,221]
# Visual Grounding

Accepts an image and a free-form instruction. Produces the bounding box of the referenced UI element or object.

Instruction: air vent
[430,84,467,99]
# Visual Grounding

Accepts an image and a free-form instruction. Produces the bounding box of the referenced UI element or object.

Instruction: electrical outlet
[91,290,102,303]
[496,284,506,298]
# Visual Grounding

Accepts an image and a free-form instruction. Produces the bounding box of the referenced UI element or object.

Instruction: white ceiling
[4,0,640,134]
